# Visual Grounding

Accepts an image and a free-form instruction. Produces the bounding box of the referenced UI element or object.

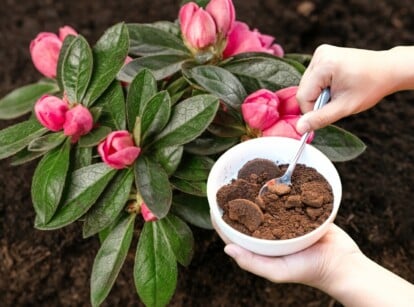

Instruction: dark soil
[217,159,333,239]
[1,0,414,306]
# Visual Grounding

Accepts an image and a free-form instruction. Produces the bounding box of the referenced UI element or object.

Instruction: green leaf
[28,132,67,152]
[83,168,134,238]
[134,221,177,307]
[118,54,189,82]
[61,35,93,103]
[223,56,302,92]
[140,91,171,145]
[94,81,126,130]
[10,148,47,166]
[174,155,214,181]
[127,23,189,56]
[148,21,181,37]
[0,118,47,160]
[312,125,367,162]
[57,35,77,90]
[134,155,172,219]
[126,69,157,131]
[153,145,183,176]
[170,177,206,197]
[157,214,194,266]
[183,65,246,112]
[91,213,135,307]
[83,23,129,106]
[180,0,209,7]
[31,139,71,224]
[35,163,116,230]
[0,82,59,119]
[184,135,239,155]
[284,53,312,66]
[72,145,92,170]
[78,126,112,147]
[153,94,219,148]
[166,76,190,105]
[207,108,246,137]
[172,194,212,229]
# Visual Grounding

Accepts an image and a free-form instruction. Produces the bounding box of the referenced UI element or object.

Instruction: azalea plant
[0,0,366,306]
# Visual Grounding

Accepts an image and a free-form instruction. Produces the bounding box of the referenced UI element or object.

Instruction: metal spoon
[259,88,331,196]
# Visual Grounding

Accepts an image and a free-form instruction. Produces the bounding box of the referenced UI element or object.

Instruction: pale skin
[217,44,414,306]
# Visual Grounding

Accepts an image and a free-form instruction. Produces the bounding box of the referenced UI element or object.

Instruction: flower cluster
[0,0,366,306]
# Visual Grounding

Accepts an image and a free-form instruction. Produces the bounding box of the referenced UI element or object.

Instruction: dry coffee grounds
[216,158,334,240]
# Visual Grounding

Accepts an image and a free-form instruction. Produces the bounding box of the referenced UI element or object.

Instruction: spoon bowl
[259,88,331,197]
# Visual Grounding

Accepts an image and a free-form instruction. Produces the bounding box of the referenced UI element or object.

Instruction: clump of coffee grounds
[216,158,334,240]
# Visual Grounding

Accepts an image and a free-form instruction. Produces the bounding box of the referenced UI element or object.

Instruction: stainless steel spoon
[259,88,331,196]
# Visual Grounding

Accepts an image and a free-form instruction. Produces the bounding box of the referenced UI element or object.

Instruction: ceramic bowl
[207,136,342,256]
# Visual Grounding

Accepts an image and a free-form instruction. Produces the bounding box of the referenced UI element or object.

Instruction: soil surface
[1,0,414,306]
[217,159,333,239]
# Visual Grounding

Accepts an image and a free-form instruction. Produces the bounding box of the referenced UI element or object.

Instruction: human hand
[295,44,397,134]
[218,223,361,290]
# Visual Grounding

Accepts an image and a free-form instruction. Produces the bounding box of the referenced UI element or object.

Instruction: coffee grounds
[216,158,334,240]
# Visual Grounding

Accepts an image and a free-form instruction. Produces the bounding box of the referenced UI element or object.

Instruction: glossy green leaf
[0,118,47,160]
[126,69,157,131]
[134,221,177,307]
[172,194,212,229]
[284,53,312,66]
[157,214,194,266]
[0,82,59,119]
[184,135,239,155]
[148,21,181,37]
[223,56,302,93]
[118,54,189,82]
[153,94,219,148]
[127,23,189,56]
[57,35,77,90]
[134,155,172,219]
[170,177,206,197]
[312,125,367,162]
[10,148,47,166]
[180,0,209,7]
[72,145,92,170]
[183,65,246,112]
[207,108,246,137]
[61,35,93,103]
[78,126,112,147]
[28,132,67,152]
[91,213,135,307]
[140,91,171,145]
[83,23,129,106]
[166,76,190,105]
[31,139,71,224]
[83,168,134,238]
[94,81,126,130]
[35,163,116,230]
[173,155,214,181]
[153,145,183,176]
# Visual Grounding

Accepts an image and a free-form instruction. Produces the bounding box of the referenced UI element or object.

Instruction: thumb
[296,102,345,134]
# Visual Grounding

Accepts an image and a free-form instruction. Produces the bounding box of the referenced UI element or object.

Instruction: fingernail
[224,244,239,258]
[297,117,311,134]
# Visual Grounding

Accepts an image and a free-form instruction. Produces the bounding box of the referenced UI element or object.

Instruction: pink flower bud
[275,86,301,115]
[263,115,314,143]
[241,89,280,130]
[30,26,78,78]
[179,2,217,50]
[206,0,235,36]
[63,105,93,142]
[98,131,141,169]
[223,21,284,58]
[141,203,157,222]
[34,95,69,131]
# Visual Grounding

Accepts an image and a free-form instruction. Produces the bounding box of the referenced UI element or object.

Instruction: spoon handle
[282,88,331,181]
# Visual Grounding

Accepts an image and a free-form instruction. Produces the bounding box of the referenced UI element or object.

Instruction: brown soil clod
[228,199,264,232]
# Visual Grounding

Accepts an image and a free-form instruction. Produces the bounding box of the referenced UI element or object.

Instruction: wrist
[385,46,414,93]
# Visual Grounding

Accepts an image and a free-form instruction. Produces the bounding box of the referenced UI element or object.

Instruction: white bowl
[207,136,342,256]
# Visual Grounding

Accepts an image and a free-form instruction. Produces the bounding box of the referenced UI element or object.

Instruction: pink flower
[242,86,312,142]
[223,21,284,58]
[206,0,235,36]
[179,3,217,50]
[30,26,78,78]
[141,203,157,222]
[63,104,93,142]
[98,131,141,169]
[241,89,280,130]
[34,95,69,131]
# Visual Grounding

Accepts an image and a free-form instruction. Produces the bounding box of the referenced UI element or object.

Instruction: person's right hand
[295,44,402,134]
